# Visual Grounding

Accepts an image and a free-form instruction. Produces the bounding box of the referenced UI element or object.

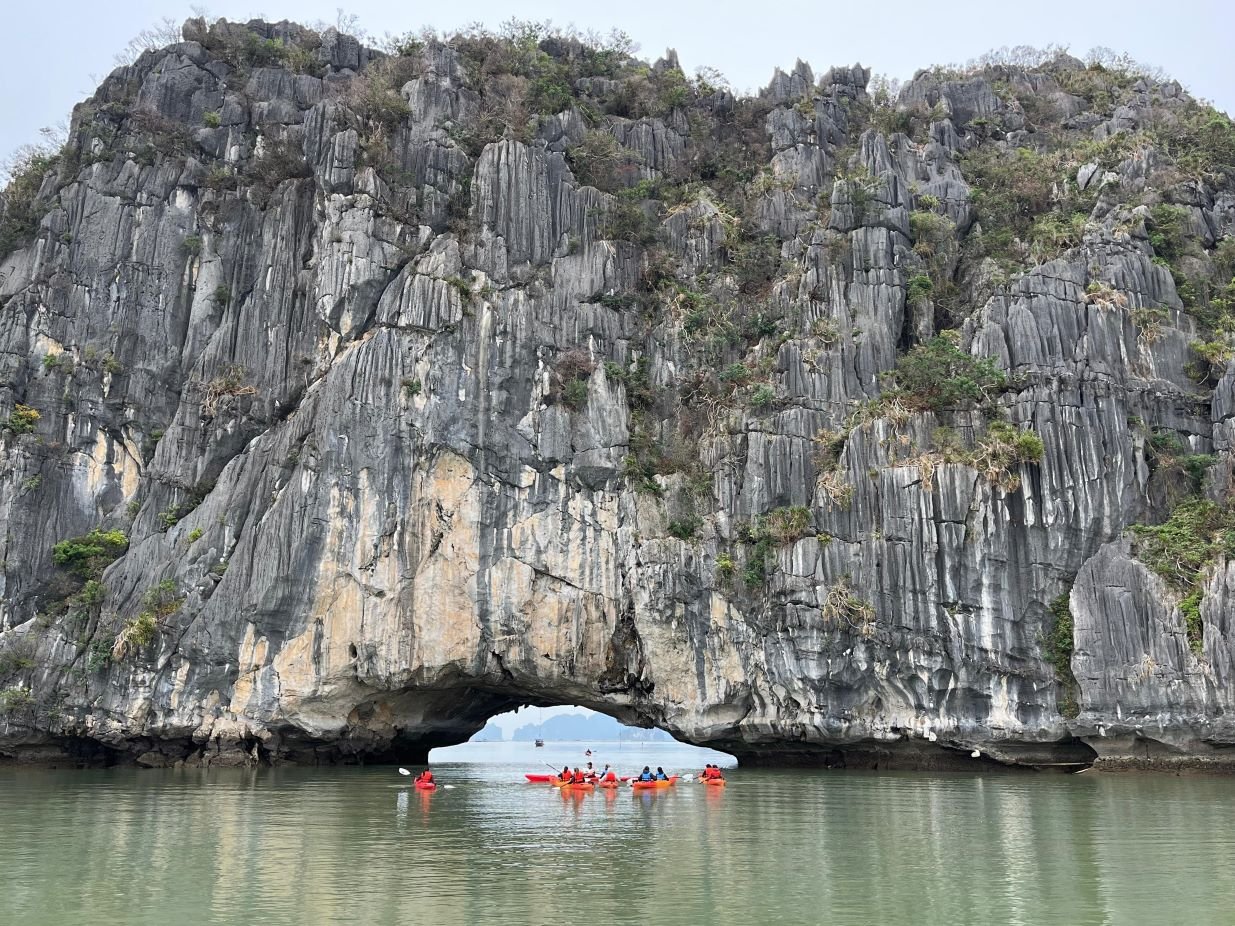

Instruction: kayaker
[415,769,434,784]
[601,764,617,783]
[585,761,596,779]
[571,767,586,784]
[655,766,669,780]
[561,766,571,780]
[639,766,655,781]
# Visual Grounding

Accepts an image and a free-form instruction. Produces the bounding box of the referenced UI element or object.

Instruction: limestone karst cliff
[2,19,1235,769]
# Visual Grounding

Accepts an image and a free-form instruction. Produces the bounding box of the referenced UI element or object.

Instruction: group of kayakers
[553,762,724,783]
[415,761,726,787]
[557,761,619,784]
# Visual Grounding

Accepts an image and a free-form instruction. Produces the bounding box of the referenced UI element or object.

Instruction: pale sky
[2,0,1232,162]
[486,704,595,738]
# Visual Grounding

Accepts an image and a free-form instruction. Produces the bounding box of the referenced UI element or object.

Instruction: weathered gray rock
[1,21,1233,773]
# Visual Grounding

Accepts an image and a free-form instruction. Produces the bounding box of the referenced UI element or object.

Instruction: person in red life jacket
[571,767,586,784]
[559,766,571,783]
[601,764,617,783]
[415,769,434,784]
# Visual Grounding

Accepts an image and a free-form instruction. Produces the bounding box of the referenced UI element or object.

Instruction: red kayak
[414,780,437,791]
[702,777,727,787]
[525,774,555,782]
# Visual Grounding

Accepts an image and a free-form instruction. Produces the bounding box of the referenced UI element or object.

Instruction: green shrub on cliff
[890,334,1007,412]
[0,146,58,259]
[667,517,701,541]
[4,404,41,435]
[52,529,129,575]
[1150,103,1235,183]
[736,507,814,587]
[1047,590,1080,717]
[1129,498,1235,652]
[0,687,33,713]
[965,421,1045,492]
[1046,591,1075,679]
[906,273,934,304]
[1147,204,1192,265]
[566,131,642,193]
[119,612,158,650]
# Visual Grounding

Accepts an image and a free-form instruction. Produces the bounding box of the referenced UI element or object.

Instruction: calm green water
[3,741,1234,926]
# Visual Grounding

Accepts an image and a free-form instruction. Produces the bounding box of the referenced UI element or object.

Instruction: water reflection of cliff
[4,768,1235,925]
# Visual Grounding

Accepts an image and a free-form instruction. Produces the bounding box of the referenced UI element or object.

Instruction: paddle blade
[398,767,412,776]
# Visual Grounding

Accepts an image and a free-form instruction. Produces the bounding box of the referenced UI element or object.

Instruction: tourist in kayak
[571,767,587,784]
[415,769,434,785]
[601,764,618,783]
[655,766,669,780]
[585,761,596,779]
[638,766,655,781]
[560,766,571,781]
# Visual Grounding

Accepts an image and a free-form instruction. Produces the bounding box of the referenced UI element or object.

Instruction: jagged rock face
[1,20,1234,769]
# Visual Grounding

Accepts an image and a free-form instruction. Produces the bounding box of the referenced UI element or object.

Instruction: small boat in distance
[534,738,544,747]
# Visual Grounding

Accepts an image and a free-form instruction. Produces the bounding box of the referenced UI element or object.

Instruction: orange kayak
[631,776,678,790]
[552,777,597,788]
[702,778,727,787]
[598,780,621,789]
[563,781,595,793]
[414,780,436,791]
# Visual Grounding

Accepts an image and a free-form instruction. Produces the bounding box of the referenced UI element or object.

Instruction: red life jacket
[417,771,433,783]
[572,770,585,783]
[603,771,617,782]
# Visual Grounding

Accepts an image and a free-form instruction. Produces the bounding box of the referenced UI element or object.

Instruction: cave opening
[427,702,736,771]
